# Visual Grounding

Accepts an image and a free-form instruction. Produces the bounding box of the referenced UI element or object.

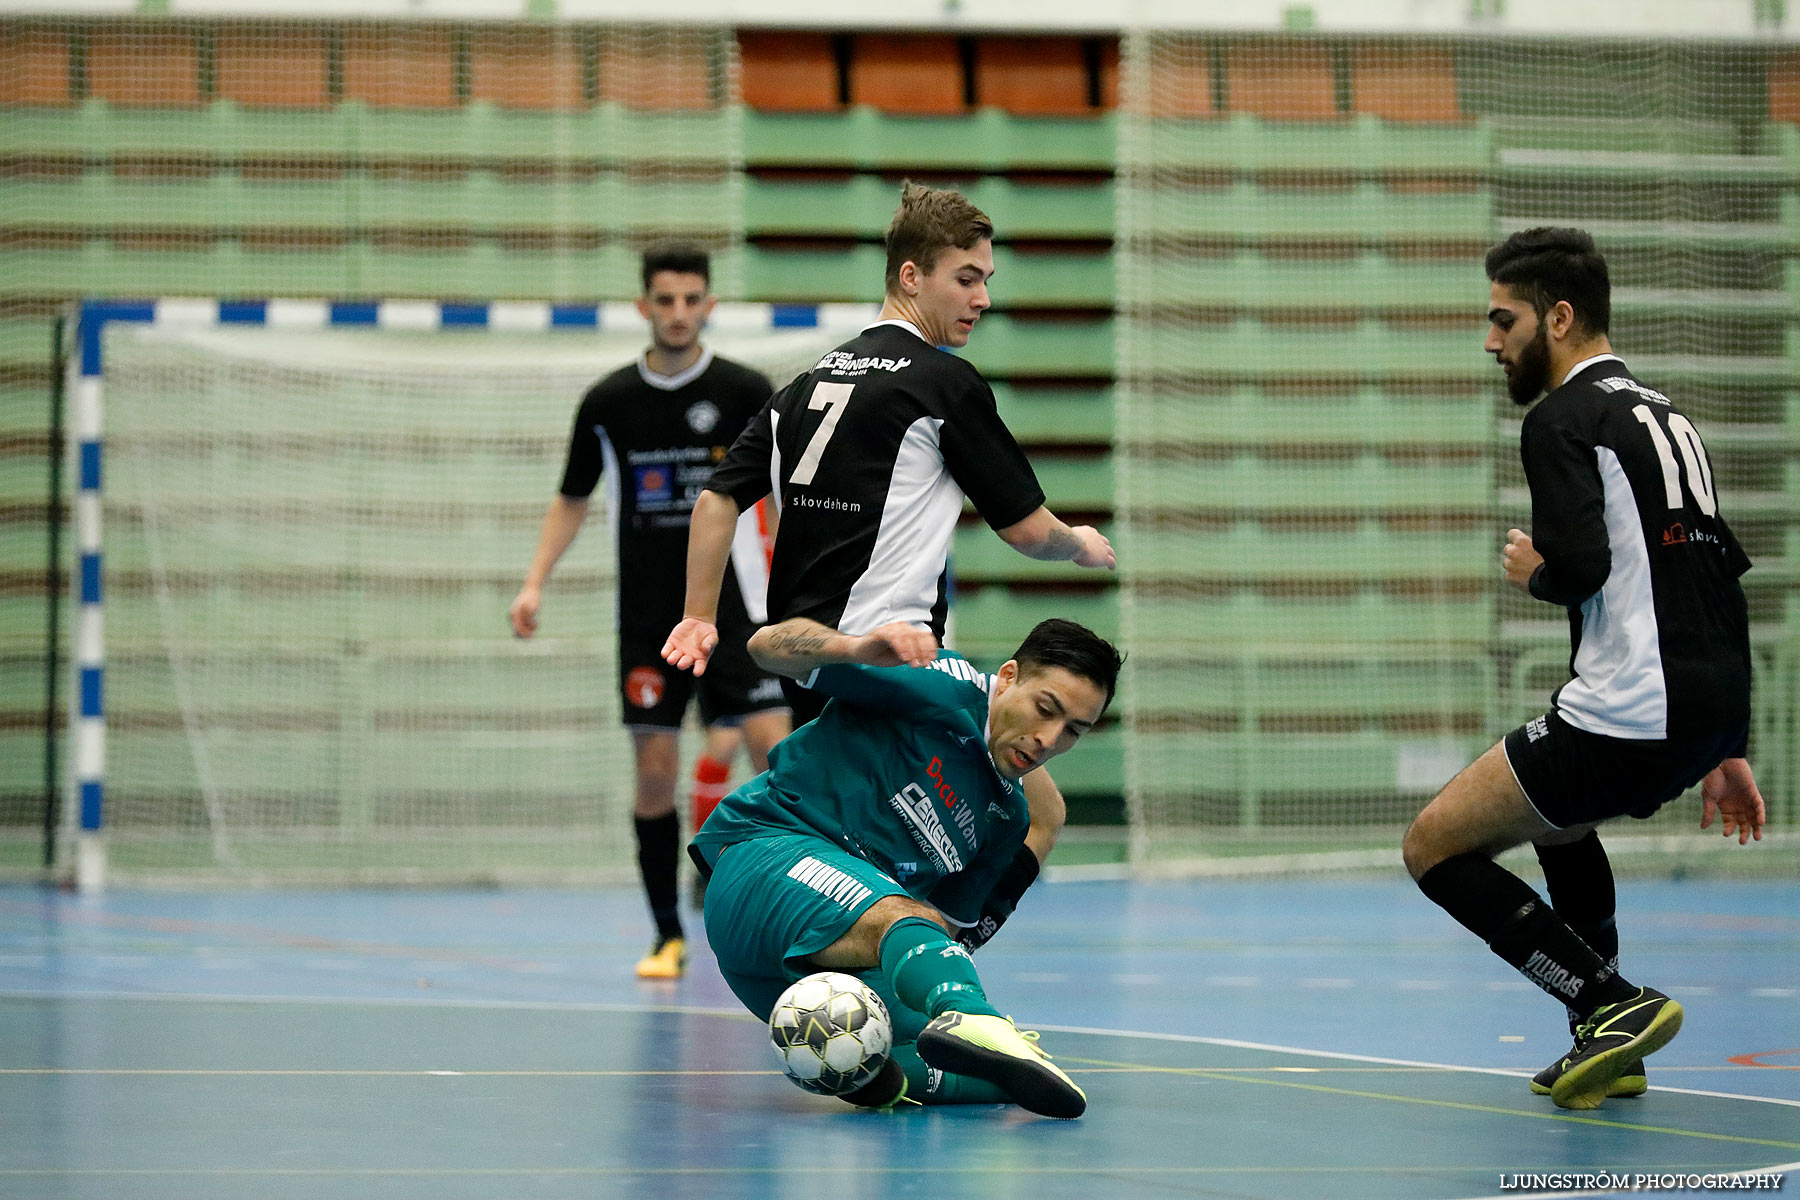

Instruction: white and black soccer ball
[768,971,893,1096]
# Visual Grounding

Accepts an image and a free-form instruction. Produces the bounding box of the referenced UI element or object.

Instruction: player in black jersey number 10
[1403,227,1767,1110]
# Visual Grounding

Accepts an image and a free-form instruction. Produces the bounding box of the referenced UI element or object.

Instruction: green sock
[888,1042,1008,1105]
[878,917,1002,1020]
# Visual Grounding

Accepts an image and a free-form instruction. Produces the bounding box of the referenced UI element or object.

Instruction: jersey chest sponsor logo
[787,494,863,513]
[926,756,980,846]
[685,401,720,433]
[887,782,963,874]
[621,444,715,466]
[813,350,912,376]
[634,465,672,504]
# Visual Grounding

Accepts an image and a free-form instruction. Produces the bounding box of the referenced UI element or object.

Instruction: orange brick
[851,34,964,115]
[470,27,585,111]
[342,27,458,109]
[216,25,329,109]
[88,26,202,108]
[1227,42,1337,121]
[739,30,838,112]
[1352,44,1462,123]
[976,37,1090,116]
[0,26,72,106]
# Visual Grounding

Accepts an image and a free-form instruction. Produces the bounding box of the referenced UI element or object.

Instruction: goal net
[1116,34,1798,877]
[86,305,863,885]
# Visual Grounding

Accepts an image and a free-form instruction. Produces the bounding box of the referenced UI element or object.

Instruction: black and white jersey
[707,320,1045,638]
[1521,354,1752,742]
[559,349,774,635]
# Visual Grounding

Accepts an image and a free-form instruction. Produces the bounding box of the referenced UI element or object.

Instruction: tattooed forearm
[750,617,854,677]
[766,628,831,655]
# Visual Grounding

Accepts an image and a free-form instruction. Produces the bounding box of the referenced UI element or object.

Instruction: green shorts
[701,834,925,1039]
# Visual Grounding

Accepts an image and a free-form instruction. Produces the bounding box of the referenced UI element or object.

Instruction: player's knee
[1401,815,1441,882]
[861,896,949,943]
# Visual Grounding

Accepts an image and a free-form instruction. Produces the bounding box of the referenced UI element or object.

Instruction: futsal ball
[768,971,893,1096]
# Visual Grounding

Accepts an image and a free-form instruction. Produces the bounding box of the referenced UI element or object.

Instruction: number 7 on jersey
[788,382,853,487]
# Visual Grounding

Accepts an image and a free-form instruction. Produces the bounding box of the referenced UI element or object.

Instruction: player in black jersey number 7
[1403,228,1767,1110]
[662,183,1115,700]
[665,185,1113,971]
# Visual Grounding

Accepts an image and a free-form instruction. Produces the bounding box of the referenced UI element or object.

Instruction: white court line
[3,988,1795,1111]
[1027,1022,1800,1110]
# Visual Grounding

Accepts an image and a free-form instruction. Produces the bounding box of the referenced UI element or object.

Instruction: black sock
[1417,853,1634,1017]
[1536,832,1620,1030]
[634,814,683,943]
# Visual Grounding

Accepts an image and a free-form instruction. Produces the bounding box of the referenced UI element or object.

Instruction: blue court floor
[1,877,1795,1199]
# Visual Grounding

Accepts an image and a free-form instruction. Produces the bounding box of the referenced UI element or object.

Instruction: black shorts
[1501,710,1746,830]
[617,627,787,731]
[779,674,829,730]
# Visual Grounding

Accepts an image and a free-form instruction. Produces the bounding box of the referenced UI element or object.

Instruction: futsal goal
[62,297,868,888]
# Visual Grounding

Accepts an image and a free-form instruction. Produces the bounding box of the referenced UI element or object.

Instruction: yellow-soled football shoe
[916,1012,1085,1118]
[634,937,686,980]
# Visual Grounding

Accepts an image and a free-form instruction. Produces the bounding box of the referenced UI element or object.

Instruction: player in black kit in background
[511,246,790,980]
[1403,227,1766,1111]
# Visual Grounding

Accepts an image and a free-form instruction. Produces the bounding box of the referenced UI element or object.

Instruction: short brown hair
[883,182,993,292]
[641,244,709,292]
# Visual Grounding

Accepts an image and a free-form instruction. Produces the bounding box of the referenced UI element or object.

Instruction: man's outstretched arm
[747,616,936,679]
[996,506,1115,570]
[662,488,742,675]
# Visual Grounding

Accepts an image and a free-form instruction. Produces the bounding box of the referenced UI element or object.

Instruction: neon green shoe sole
[1529,1057,1646,1098]
[916,1012,1086,1119]
[1549,989,1681,1111]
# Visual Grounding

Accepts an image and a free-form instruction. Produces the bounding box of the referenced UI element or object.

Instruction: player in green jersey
[689,615,1121,1119]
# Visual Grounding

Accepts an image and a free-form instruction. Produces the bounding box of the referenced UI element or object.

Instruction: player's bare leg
[631,730,686,979]
[739,709,790,773]
[1403,742,1555,876]
[1405,742,1680,1109]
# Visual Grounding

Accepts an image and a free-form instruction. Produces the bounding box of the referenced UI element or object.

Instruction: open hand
[857,622,936,669]
[1701,758,1765,845]
[662,617,719,676]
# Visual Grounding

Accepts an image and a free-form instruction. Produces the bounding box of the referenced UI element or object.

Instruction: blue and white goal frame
[66,296,872,891]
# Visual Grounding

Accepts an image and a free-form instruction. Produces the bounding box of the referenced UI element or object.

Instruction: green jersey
[692,651,1029,926]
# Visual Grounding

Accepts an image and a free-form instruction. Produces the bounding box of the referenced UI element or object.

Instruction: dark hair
[1011,618,1124,711]
[884,181,994,292]
[1484,226,1610,337]
[641,244,710,293]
